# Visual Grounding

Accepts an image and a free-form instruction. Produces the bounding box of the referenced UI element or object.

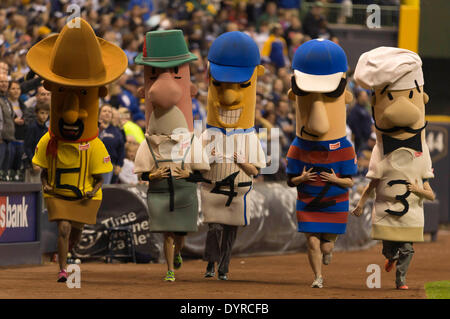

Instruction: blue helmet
[208,31,260,83]
[292,39,348,93]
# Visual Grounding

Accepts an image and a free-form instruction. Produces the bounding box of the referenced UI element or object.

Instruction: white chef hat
[354,47,424,91]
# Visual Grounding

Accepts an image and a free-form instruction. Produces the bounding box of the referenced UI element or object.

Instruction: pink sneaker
[57,270,68,283]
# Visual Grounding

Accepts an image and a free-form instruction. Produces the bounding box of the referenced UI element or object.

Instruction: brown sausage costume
[353,47,435,289]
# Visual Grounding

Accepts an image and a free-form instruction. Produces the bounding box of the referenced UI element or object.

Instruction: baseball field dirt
[1,231,449,299]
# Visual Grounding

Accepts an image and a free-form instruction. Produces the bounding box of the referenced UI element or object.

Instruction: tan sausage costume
[354,47,435,289]
[354,47,434,242]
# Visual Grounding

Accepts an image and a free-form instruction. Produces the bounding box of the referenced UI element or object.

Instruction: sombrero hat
[26,18,127,87]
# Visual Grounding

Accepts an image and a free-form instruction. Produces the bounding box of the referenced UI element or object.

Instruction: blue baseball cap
[208,31,260,83]
[292,39,348,93]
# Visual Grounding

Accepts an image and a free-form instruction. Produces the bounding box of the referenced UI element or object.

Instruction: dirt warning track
[1,231,449,299]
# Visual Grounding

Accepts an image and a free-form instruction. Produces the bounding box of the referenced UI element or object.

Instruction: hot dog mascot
[352,47,435,290]
[201,32,267,281]
[133,30,210,282]
[286,39,357,288]
[27,18,127,282]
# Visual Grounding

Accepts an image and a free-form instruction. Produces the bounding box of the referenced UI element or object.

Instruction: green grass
[425,281,450,299]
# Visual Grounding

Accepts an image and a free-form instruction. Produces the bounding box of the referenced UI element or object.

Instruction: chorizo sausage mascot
[201,32,267,281]
[352,47,435,290]
[27,18,127,282]
[286,39,357,288]
[133,30,210,282]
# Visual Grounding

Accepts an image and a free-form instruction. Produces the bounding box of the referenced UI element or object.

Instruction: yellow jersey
[32,133,113,201]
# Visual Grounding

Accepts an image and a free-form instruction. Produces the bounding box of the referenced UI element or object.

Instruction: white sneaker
[311,276,323,288]
[323,252,333,265]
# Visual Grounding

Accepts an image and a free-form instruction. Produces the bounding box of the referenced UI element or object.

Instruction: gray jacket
[0,94,15,141]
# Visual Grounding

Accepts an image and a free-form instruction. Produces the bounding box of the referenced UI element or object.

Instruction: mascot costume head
[206,31,265,131]
[288,39,353,141]
[135,29,198,135]
[27,18,127,146]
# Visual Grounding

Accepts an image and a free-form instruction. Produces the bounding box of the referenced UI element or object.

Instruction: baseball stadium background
[0,0,449,299]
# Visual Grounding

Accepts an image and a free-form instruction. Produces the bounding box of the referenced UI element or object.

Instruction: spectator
[99,104,125,184]
[118,107,145,144]
[256,1,279,31]
[8,80,27,181]
[127,0,154,23]
[246,0,265,26]
[0,73,15,181]
[302,1,326,39]
[253,21,270,51]
[116,74,142,119]
[122,33,139,66]
[118,141,139,185]
[261,24,289,69]
[23,102,49,183]
[276,99,295,156]
[347,89,372,155]
[23,85,51,125]
[0,62,8,75]
[284,15,303,47]
[278,0,301,12]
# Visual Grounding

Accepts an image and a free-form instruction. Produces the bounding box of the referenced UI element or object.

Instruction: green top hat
[134,30,197,68]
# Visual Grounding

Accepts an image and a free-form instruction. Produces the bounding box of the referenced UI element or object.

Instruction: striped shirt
[286,136,357,234]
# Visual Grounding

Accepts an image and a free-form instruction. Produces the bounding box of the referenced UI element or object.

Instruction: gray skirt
[147,177,199,233]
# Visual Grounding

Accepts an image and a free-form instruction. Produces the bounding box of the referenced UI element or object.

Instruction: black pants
[204,223,238,274]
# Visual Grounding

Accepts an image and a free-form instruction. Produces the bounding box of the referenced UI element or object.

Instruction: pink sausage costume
[133,30,209,282]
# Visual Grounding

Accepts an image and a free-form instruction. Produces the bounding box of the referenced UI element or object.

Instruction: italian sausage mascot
[352,47,435,290]
[27,18,127,282]
[286,39,357,288]
[201,32,267,281]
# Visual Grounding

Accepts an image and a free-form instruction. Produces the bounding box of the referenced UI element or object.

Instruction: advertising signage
[0,193,37,243]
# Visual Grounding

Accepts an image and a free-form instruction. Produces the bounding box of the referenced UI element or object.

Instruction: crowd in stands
[0,0,378,184]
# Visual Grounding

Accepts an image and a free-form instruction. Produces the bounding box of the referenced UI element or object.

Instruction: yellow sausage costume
[27,19,127,225]
[202,31,266,280]
[354,47,433,242]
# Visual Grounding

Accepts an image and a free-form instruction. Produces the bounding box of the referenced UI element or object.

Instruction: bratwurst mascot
[286,39,357,288]
[27,19,127,282]
[201,32,267,281]
[133,30,210,282]
[352,47,435,290]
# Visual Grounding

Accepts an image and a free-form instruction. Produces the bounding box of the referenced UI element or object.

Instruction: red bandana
[46,128,99,158]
